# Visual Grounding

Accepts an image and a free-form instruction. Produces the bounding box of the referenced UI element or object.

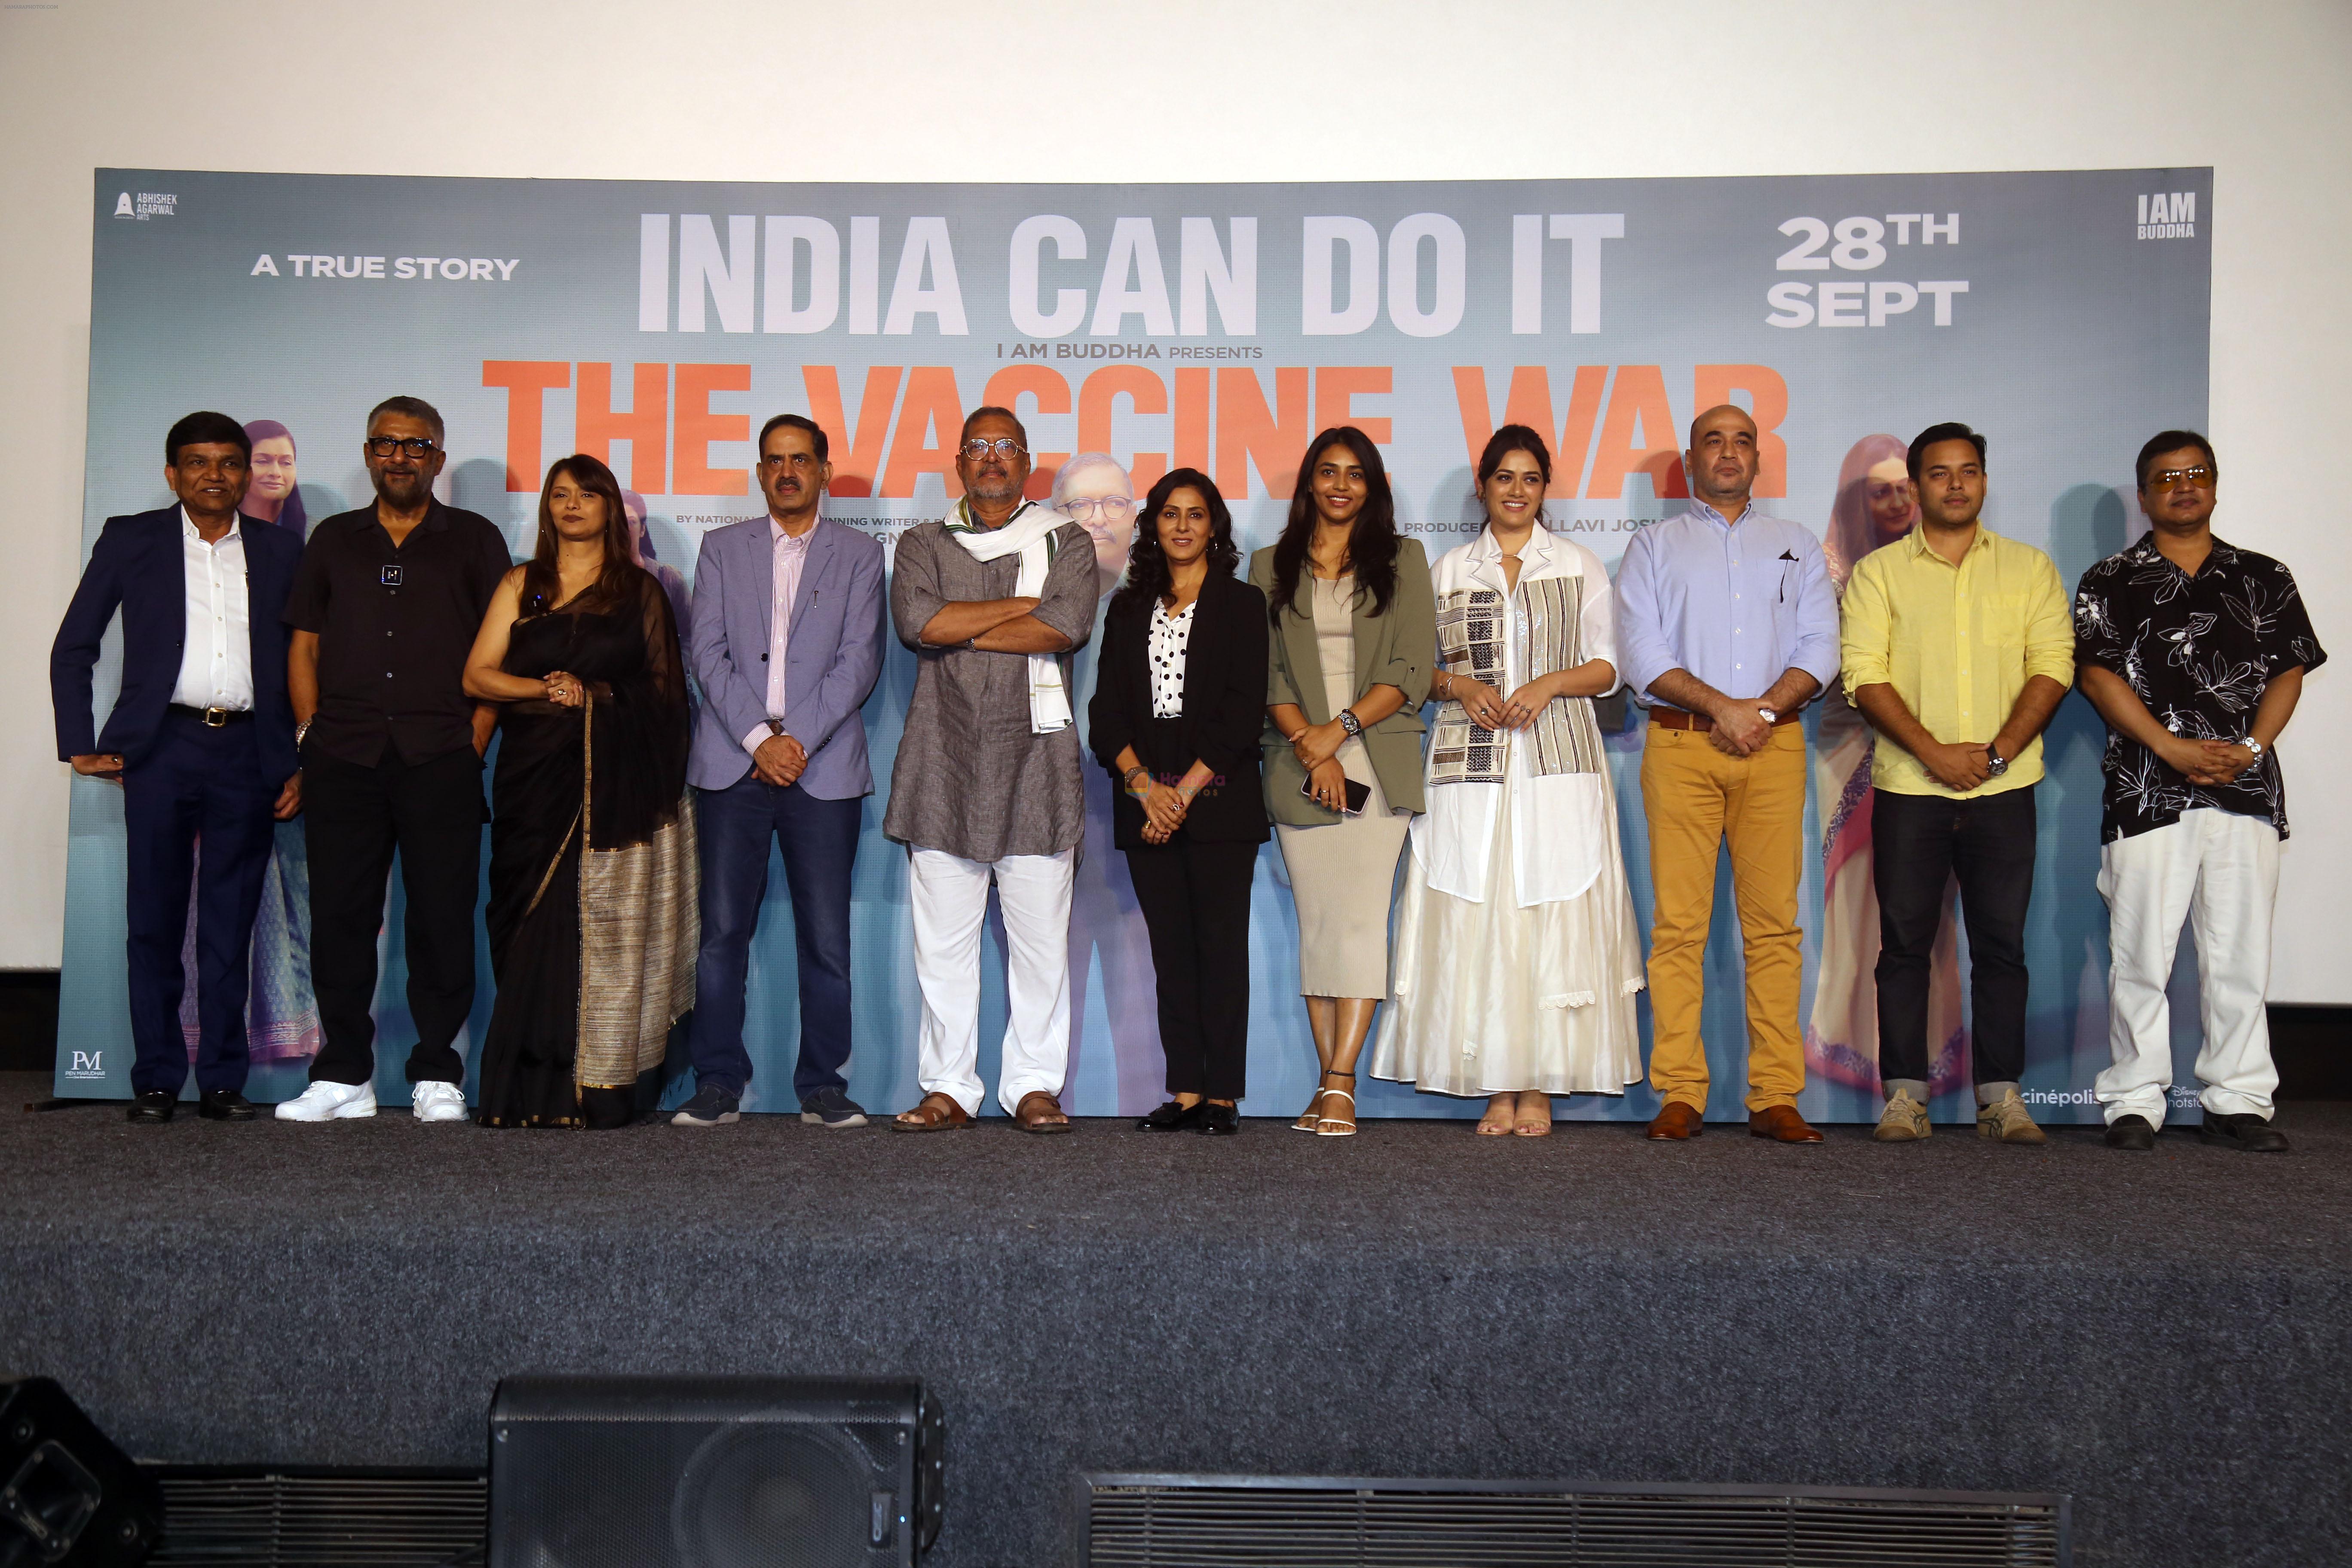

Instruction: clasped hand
[1923,741,1994,791]
[1452,676,1548,732]
[1130,773,1191,844]
[1706,701,1775,757]
[755,732,808,788]
[2166,735,2255,786]
[542,669,586,708]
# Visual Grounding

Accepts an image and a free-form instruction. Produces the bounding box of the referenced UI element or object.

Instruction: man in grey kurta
[885,407,1096,1132]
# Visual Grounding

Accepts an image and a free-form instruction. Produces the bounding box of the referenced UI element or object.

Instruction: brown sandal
[892,1091,974,1132]
[1015,1090,1073,1134]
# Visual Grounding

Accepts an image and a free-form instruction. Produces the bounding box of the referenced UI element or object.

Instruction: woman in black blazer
[1088,468,1269,1136]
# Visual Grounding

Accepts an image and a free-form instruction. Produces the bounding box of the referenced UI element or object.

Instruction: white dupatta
[944,499,1072,734]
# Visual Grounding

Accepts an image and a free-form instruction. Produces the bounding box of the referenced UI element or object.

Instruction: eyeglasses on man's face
[366,436,439,459]
[1062,496,1133,521]
[2150,466,2217,490]
[959,437,1026,460]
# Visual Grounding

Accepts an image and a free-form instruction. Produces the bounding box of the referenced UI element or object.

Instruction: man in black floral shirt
[2073,431,2325,1154]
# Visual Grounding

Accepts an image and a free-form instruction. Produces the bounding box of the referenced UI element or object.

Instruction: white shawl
[945,499,1072,734]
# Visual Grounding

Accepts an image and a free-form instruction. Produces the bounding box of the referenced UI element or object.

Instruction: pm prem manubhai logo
[63,1050,104,1080]
[2138,192,2197,239]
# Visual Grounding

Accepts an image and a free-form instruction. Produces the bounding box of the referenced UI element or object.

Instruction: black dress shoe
[2104,1113,2157,1152]
[2199,1112,2290,1153]
[1196,1102,1240,1136]
[127,1091,175,1124]
[198,1089,257,1122]
[1136,1099,1207,1132]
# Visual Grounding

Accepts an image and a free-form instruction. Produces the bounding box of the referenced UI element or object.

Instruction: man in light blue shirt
[1613,404,1840,1143]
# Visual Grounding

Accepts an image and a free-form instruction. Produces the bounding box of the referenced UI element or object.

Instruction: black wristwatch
[1337,709,1363,739]
[1984,743,2009,778]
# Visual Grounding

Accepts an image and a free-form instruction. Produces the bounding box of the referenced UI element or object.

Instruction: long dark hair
[521,454,642,615]
[1267,426,1399,626]
[1114,468,1238,613]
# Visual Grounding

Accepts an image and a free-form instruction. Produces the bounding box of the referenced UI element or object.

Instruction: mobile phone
[1300,775,1372,815]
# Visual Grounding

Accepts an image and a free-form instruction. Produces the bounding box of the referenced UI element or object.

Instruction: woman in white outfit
[1370,426,1646,1136]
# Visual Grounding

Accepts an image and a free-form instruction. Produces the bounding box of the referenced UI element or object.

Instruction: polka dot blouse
[1147,597,1196,717]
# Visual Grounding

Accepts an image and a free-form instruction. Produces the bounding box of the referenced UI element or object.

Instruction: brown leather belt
[1648,706,1801,732]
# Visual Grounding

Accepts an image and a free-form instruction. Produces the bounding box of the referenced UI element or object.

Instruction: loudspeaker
[0,1377,162,1567]
[488,1376,942,1568]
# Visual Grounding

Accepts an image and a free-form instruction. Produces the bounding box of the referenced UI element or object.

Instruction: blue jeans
[686,773,861,1102]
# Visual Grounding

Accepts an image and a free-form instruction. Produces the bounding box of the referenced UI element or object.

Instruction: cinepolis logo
[2138,192,2196,239]
[63,1050,104,1079]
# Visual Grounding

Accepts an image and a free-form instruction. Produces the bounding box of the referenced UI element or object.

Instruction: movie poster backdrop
[57,168,2214,1122]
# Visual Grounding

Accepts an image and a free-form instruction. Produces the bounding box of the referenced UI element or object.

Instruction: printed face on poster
[58,168,2212,1121]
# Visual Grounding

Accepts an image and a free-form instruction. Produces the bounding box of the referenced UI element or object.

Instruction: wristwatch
[1338,709,1364,739]
[294,718,312,746]
[2242,738,2266,761]
[1756,707,1778,725]
[1984,743,2010,778]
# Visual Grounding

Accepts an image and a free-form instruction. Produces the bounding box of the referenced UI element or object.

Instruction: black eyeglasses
[366,436,439,459]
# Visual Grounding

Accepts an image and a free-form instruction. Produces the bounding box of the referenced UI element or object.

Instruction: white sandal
[1315,1071,1357,1137]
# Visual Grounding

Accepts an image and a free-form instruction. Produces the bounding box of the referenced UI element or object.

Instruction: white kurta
[1372,526,1647,1097]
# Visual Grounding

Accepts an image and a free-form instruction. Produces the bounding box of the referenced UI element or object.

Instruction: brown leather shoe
[891,1091,973,1132]
[1645,1101,1705,1140]
[1749,1105,1825,1143]
[1014,1090,1073,1134]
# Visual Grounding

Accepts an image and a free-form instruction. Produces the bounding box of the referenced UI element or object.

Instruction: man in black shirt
[276,396,511,1123]
[2073,430,2326,1153]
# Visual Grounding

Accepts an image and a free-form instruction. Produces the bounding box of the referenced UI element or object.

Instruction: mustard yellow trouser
[1640,721,1808,1112]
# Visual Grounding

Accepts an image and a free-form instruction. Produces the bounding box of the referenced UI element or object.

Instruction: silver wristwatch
[1984,743,2010,778]
[1756,707,1778,725]
[1337,709,1363,739]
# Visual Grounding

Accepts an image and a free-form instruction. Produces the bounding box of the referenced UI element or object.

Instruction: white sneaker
[276,1080,377,1121]
[410,1081,469,1123]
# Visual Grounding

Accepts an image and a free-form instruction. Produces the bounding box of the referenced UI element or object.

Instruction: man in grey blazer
[673,413,887,1127]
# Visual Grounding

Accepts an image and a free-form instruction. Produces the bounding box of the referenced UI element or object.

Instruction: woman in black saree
[463,454,697,1128]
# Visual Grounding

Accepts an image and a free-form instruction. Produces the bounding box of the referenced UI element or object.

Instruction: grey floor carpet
[4,1071,2347,1567]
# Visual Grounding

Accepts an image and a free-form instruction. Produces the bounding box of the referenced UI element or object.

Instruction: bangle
[1122,765,1151,790]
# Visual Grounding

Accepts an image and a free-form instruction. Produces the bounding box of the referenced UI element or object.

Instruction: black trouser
[1123,835,1256,1101]
[303,744,485,1087]
[1873,785,2036,1087]
[119,710,277,1097]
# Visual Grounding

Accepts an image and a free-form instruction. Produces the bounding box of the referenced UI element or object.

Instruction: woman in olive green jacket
[1250,426,1435,1136]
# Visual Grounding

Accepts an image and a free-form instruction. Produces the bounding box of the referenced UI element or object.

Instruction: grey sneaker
[670,1084,741,1127]
[1874,1091,1930,1142]
[800,1088,869,1129]
[1976,1089,2046,1144]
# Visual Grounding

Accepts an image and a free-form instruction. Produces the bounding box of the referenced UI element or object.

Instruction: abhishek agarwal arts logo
[62,1050,105,1081]
[112,190,178,220]
[2137,191,2196,239]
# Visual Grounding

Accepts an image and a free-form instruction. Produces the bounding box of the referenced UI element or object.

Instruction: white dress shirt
[741,518,815,757]
[170,508,254,711]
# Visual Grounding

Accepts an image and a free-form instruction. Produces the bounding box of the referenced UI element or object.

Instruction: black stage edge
[4,1071,2348,1566]
[0,971,60,1072]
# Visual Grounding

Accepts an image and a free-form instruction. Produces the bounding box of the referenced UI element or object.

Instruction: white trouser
[2094,809,2279,1124]
[909,847,1075,1116]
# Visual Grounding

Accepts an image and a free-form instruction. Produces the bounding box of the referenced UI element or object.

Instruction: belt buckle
[200,707,230,728]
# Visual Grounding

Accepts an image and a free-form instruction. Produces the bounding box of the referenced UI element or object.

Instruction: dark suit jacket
[51,506,303,785]
[1087,570,1270,848]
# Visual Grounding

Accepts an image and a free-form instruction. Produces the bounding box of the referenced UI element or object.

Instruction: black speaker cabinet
[0,1376,162,1568]
[488,1376,941,1568]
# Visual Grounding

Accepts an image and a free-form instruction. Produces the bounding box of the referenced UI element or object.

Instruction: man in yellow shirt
[1841,423,2073,1143]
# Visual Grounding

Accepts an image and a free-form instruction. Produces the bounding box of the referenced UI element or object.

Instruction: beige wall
[4,0,2348,997]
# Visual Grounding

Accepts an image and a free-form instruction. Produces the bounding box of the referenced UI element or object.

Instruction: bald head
[1685,403,1761,515]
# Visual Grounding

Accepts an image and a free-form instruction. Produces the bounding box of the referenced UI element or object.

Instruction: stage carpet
[4,1071,2346,1567]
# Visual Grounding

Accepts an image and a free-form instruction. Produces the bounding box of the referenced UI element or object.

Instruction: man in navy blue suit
[51,411,304,1124]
